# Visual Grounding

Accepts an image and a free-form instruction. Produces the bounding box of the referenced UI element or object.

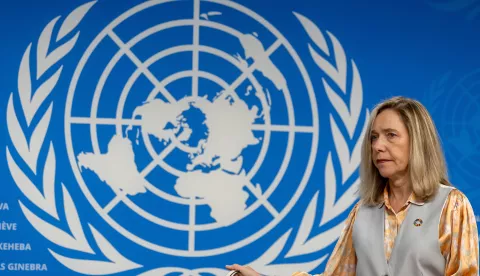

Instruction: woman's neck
[388,177,412,212]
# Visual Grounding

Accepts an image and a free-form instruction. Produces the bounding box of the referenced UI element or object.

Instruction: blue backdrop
[1,0,479,275]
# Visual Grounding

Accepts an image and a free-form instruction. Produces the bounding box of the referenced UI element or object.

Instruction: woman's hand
[225,264,261,276]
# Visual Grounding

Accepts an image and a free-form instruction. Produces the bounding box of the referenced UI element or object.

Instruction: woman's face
[371,109,410,181]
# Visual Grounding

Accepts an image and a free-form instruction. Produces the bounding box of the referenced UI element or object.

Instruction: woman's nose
[372,138,386,152]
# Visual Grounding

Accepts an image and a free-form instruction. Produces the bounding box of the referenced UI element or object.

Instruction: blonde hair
[359,96,451,205]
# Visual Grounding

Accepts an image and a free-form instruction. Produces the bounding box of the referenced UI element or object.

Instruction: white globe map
[77,67,265,223]
[64,0,318,257]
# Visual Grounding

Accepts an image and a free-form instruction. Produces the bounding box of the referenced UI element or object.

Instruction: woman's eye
[387,132,396,138]
[371,135,378,141]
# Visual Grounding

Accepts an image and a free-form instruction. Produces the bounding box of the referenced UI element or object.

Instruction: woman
[226,96,479,276]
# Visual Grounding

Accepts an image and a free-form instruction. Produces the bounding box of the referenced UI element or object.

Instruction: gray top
[352,185,454,276]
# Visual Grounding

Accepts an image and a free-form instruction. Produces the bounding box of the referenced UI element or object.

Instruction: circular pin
[413,218,423,227]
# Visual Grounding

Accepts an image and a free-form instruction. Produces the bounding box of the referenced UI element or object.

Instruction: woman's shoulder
[440,185,475,213]
[439,185,477,230]
[440,184,468,201]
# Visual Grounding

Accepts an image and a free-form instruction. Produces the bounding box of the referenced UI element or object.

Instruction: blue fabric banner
[0,0,479,274]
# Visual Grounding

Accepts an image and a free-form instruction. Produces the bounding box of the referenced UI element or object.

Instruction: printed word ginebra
[0,263,48,271]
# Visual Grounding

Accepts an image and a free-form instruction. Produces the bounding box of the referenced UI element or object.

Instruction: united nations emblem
[6,0,368,274]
